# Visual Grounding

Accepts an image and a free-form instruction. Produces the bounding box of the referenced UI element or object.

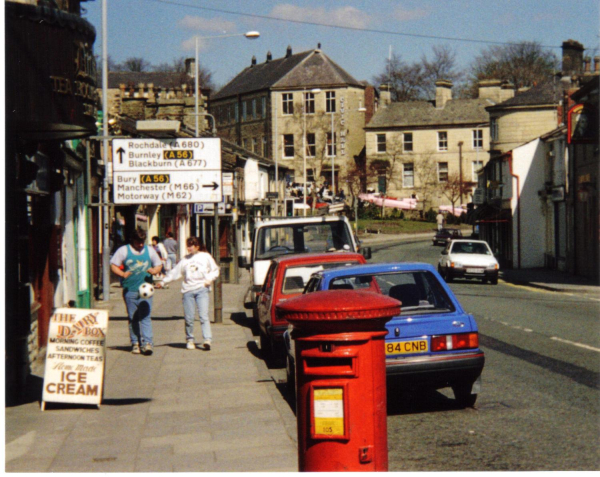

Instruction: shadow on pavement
[246,339,262,360]
[230,312,258,335]
[274,381,297,416]
[102,398,152,406]
[5,374,44,407]
[386,387,468,416]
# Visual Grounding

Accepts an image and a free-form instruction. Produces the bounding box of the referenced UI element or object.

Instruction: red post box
[277,290,401,472]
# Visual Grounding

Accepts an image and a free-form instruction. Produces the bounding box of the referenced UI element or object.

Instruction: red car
[256,252,367,361]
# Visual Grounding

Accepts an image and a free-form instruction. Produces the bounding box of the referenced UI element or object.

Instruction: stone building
[209,45,373,207]
[364,81,510,212]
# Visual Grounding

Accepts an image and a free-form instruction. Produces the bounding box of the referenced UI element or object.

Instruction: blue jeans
[123,290,154,346]
[167,253,177,271]
[182,287,211,342]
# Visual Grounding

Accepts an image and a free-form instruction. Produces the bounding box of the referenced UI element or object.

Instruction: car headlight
[486,263,499,270]
[450,262,462,268]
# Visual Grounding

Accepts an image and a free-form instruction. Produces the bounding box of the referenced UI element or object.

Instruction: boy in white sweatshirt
[157,236,220,350]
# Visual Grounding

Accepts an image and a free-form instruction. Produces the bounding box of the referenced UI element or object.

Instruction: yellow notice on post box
[42,308,109,409]
[313,388,344,436]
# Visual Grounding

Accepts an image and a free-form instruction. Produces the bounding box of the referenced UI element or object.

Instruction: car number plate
[385,340,428,355]
[466,268,483,274]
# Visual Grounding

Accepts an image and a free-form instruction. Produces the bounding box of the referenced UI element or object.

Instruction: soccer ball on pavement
[138,282,155,299]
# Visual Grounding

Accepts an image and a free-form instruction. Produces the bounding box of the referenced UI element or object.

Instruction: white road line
[550,337,600,353]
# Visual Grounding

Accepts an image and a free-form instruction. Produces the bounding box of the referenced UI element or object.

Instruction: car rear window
[282,260,361,295]
[329,271,455,313]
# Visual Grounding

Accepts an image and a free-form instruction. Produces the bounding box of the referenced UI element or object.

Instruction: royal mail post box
[277,290,401,472]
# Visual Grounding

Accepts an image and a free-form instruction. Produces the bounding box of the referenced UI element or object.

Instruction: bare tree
[368,136,404,217]
[468,41,559,94]
[440,173,463,215]
[421,45,464,100]
[153,56,216,91]
[414,153,441,214]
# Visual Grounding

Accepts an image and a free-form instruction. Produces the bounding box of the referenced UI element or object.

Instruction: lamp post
[302,87,321,216]
[330,108,335,196]
[193,30,259,324]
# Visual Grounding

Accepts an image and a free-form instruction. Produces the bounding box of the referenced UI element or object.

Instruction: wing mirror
[238,256,251,269]
[362,246,372,260]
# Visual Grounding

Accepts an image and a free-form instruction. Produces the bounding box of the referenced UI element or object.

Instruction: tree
[414,153,441,214]
[440,173,464,216]
[368,136,404,217]
[153,56,216,91]
[373,45,464,101]
[468,41,559,94]
[119,57,151,72]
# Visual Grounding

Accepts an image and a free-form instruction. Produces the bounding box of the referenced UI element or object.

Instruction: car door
[257,262,277,335]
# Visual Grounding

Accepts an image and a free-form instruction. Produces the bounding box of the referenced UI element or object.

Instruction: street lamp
[302,87,321,216]
[192,30,259,324]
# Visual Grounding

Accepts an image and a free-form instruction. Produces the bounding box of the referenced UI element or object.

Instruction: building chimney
[185,58,195,77]
[251,55,256,67]
[435,79,453,108]
[478,79,502,103]
[266,51,272,62]
[584,56,591,74]
[595,56,600,73]
[500,82,515,101]
[286,45,292,58]
[562,39,584,77]
[379,84,391,108]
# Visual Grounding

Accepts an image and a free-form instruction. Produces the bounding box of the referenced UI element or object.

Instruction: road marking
[550,337,600,353]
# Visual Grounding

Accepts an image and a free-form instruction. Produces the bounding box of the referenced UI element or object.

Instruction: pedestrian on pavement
[163,231,178,270]
[110,228,163,355]
[436,211,445,231]
[157,236,220,351]
[151,236,169,277]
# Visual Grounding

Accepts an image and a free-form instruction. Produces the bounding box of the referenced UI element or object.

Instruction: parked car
[257,253,367,362]
[438,239,499,284]
[284,262,485,407]
[432,228,463,246]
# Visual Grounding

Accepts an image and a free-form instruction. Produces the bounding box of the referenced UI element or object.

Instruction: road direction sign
[112,138,222,204]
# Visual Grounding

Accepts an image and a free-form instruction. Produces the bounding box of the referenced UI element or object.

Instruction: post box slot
[303,357,355,376]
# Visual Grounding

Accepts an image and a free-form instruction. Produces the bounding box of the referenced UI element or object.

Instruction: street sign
[194,202,226,215]
[112,138,222,204]
[222,172,234,197]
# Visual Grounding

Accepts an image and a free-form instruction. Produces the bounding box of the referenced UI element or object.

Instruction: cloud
[392,5,431,22]
[270,4,372,29]
[178,15,237,33]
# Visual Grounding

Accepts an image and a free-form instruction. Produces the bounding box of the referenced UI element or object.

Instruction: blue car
[283,262,485,407]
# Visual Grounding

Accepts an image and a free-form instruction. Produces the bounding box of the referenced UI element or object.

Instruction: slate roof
[212,49,364,100]
[108,71,195,89]
[486,81,563,110]
[365,98,493,129]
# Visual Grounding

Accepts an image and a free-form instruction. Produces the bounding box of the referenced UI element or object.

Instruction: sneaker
[132,344,141,354]
[142,343,153,356]
[186,340,196,350]
[203,340,212,350]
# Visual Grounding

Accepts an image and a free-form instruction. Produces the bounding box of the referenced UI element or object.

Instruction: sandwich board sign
[41,308,109,410]
[112,137,222,204]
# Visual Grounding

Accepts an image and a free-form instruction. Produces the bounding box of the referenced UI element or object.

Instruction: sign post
[112,138,222,204]
[42,308,109,410]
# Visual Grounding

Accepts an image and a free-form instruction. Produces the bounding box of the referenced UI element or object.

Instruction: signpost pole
[213,208,223,323]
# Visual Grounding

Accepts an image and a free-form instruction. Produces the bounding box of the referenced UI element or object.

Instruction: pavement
[5,233,598,472]
[5,272,298,472]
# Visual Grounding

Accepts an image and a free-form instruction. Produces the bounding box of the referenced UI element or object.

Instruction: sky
[82,0,600,90]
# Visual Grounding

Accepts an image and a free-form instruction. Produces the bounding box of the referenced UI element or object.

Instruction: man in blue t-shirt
[110,228,163,355]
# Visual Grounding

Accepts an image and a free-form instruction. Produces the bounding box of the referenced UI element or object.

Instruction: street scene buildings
[4,0,599,471]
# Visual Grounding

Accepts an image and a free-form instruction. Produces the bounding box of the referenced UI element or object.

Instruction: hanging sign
[41,308,109,410]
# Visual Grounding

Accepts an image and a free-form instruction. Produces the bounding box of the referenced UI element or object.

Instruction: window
[234,103,239,122]
[327,132,337,156]
[262,136,268,157]
[243,137,250,151]
[473,129,483,149]
[304,92,315,114]
[403,132,413,152]
[438,162,448,182]
[326,91,336,113]
[490,119,498,141]
[403,163,414,188]
[438,131,448,151]
[262,97,267,118]
[252,137,258,153]
[472,160,483,181]
[378,175,386,193]
[377,134,386,153]
[282,93,294,115]
[242,102,247,121]
[306,133,316,157]
[283,134,294,158]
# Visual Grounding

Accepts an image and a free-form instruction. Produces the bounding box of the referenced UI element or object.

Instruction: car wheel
[491,277,498,285]
[452,383,477,408]
[482,278,488,284]
[286,355,296,399]
[445,269,453,283]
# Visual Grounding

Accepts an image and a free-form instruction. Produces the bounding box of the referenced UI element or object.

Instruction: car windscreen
[282,260,362,295]
[329,271,455,313]
[255,222,354,260]
[451,242,492,255]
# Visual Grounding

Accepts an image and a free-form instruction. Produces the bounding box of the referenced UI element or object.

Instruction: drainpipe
[507,152,521,269]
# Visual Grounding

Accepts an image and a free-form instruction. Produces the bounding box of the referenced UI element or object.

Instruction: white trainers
[203,340,212,350]
[186,340,196,350]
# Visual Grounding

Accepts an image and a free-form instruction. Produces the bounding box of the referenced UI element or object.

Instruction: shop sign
[42,308,109,410]
[568,103,597,144]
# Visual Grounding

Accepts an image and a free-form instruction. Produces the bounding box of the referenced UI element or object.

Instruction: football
[138,282,155,299]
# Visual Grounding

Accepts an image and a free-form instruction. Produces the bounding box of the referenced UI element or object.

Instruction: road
[262,236,599,470]
[370,237,600,471]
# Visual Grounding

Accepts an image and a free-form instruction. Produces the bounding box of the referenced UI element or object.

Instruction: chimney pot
[251,55,257,66]
[286,45,292,58]
[584,56,592,73]
[562,39,585,76]
[595,56,600,73]
[266,51,272,62]
[435,79,453,109]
